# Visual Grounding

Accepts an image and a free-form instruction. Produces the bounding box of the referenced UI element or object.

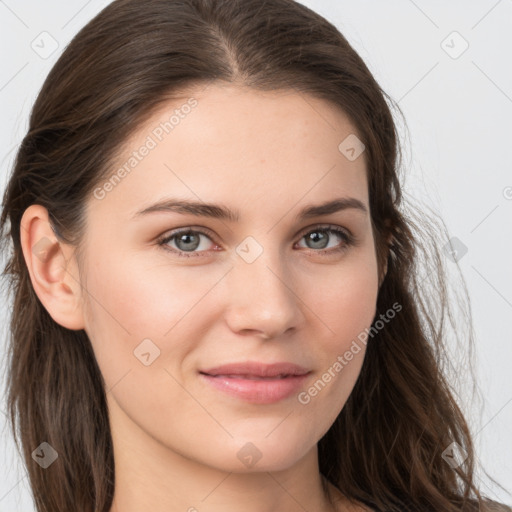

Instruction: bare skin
[21,82,382,512]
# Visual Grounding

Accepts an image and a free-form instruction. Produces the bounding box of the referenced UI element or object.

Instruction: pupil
[308,231,328,249]
[177,233,199,251]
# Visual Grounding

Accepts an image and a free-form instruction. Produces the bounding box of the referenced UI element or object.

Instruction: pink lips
[199,361,311,404]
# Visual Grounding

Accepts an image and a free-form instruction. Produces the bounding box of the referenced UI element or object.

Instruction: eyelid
[157,223,354,256]
[156,226,220,256]
[296,223,352,239]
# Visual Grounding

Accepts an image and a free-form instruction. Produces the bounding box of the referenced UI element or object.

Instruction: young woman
[0,0,509,511]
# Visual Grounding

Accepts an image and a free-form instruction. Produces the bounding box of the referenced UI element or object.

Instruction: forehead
[89,83,369,222]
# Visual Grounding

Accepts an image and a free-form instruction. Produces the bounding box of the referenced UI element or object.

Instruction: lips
[199,361,311,404]
[200,361,310,378]
[215,374,289,380]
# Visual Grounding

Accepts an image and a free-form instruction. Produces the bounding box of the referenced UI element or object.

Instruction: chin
[198,437,312,474]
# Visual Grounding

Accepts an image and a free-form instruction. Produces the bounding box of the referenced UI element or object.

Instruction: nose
[223,246,304,340]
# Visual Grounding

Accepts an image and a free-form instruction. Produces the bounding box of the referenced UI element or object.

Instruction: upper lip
[200,361,311,378]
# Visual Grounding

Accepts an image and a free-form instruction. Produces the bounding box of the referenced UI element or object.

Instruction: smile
[199,372,311,404]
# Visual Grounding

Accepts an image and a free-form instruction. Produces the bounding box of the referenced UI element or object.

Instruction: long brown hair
[0,1,509,511]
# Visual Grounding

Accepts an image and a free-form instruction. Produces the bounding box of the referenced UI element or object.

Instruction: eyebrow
[132,196,368,222]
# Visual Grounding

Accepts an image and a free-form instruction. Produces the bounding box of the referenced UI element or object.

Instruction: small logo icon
[443,236,468,262]
[503,186,512,200]
[236,236,264,263]
[133,338,161,366]
[31,31,59,60]
[442,441,468,468]
[32,236,53,262]
[32,442,58,469]
[237,442,263,468]
[338,134,365,161]
[441,31,469,59]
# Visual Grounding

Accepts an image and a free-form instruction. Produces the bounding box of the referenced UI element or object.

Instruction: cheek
[303,251,379,347]
[83,249,219,337]
[80,251,225,388]
[296,252,378,406]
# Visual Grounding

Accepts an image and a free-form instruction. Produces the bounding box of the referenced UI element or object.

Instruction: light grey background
[0,1,511,510]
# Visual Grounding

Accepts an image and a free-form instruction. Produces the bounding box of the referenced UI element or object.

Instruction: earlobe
[20,204,86,331]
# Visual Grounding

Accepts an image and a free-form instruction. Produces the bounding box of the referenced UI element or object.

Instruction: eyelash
[156,224,356,259]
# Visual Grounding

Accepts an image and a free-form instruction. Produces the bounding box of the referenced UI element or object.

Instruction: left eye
[157,226,353,258]
[159,230,216,255]
[296,227,351,252]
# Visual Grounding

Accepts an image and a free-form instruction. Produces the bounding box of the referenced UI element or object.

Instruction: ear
[20,204,86,330]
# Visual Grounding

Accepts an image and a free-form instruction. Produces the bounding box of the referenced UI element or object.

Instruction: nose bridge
[224,234,301,337]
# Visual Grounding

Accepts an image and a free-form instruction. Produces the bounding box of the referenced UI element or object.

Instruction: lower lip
[199,373,310,404]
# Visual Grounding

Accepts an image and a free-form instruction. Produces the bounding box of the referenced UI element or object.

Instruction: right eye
[157,228,220,258]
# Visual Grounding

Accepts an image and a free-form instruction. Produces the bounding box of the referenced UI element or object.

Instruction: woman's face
[79,83,379,472]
